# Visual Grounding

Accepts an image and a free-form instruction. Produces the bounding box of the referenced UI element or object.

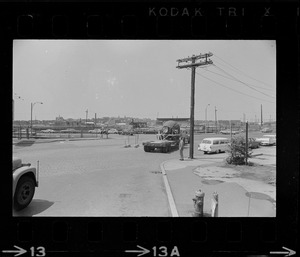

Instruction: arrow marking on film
[270,246,296,256]
[2,245,27,257]
[125,245,150,257]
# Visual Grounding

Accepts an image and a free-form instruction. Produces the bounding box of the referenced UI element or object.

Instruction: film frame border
[2,1,299,257]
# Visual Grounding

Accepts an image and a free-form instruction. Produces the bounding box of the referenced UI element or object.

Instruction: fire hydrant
[192,189,205,217]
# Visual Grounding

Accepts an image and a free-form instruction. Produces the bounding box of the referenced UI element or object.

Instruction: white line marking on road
[160,161,179,217]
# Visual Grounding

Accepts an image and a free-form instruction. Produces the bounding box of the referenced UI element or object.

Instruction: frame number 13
[30,246,46,257]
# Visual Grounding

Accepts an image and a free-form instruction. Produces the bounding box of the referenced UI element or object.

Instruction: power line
[202,66,274,92]
[195,70,275,104]
[213,64,275,99]
[213,54,274,88]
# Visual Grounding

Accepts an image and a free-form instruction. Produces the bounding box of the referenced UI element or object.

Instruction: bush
[226,136,252,165]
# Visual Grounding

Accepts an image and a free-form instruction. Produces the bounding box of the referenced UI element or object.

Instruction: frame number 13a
[152,246,180,257]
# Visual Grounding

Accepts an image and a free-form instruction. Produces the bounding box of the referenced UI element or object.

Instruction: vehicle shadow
[13,199,54,217]
[147,148,179,154]
[14,140,35,147]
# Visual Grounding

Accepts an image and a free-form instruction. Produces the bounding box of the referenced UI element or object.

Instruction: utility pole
[245,121,249,165]
[176,52,213,159]
[230,120,232,140]
[86,109,88,124]
[261,104,263,127]
[95,113,97,125]
[215,106,217,134]
[205,104,210,134]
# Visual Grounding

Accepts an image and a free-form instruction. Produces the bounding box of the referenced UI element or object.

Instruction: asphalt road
[12,132,274,217]
[13,134,179,216]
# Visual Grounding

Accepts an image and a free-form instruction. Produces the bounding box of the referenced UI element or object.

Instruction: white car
[41,129,55,133]
[256,135,276,146]
[108,129,118,134]
[88,129,102,133]
[13,156,39,211]
[198,137,230,154]
[261,127,273,133]
[220,130,239,135]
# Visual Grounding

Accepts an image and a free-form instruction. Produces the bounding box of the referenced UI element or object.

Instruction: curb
[12,137,105,145]
[160,161,179,217]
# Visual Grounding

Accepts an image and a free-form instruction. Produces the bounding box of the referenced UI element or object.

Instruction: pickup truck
[13,156,39,211]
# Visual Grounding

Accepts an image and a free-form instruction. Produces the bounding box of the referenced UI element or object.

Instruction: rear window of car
[202,140,211,144]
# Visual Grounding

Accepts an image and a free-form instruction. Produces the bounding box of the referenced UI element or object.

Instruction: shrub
[226,136,252,165]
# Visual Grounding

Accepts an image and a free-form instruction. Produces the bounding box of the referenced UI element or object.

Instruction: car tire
[14,176,35,211]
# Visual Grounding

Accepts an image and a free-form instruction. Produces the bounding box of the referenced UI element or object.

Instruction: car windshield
[202,140,211,144]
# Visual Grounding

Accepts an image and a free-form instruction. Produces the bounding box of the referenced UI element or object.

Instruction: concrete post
[211,191,218,217]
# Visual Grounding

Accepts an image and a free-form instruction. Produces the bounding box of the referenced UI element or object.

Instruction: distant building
[218,120,242,129]
[130,119,147,128]
[55,116,67,126]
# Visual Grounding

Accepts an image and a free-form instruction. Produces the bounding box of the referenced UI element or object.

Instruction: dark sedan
[248,138,260,149]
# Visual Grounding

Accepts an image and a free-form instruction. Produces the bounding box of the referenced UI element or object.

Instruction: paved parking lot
[12,133,276,216]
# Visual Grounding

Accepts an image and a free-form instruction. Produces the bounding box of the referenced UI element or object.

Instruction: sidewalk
[161,156,276,217]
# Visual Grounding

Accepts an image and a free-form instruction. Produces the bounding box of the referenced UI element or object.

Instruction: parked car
[198,137,230,154]
[121,129,134,135]
[88,129,102,133]
[41,129,55,133]
[60,128,80,133]
[256,135,276,146]
[248,138,260,149]
[261,127,273,133]
[13,156,39,211]
[20,128,36,135]
[220,129,239,135]
[108,128,118,134]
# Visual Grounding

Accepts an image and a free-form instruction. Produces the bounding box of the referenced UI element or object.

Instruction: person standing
[179,136,185,161]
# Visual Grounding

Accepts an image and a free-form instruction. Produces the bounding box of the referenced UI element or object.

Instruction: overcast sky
[13,40,276,122]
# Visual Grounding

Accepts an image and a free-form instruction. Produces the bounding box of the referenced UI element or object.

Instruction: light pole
[31,102,43,135]
[214,106,218,134]
[205,104,210,134]
[13,93,24,123]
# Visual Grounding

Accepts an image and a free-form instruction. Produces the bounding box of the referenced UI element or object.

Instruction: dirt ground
[221,161,276,186]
